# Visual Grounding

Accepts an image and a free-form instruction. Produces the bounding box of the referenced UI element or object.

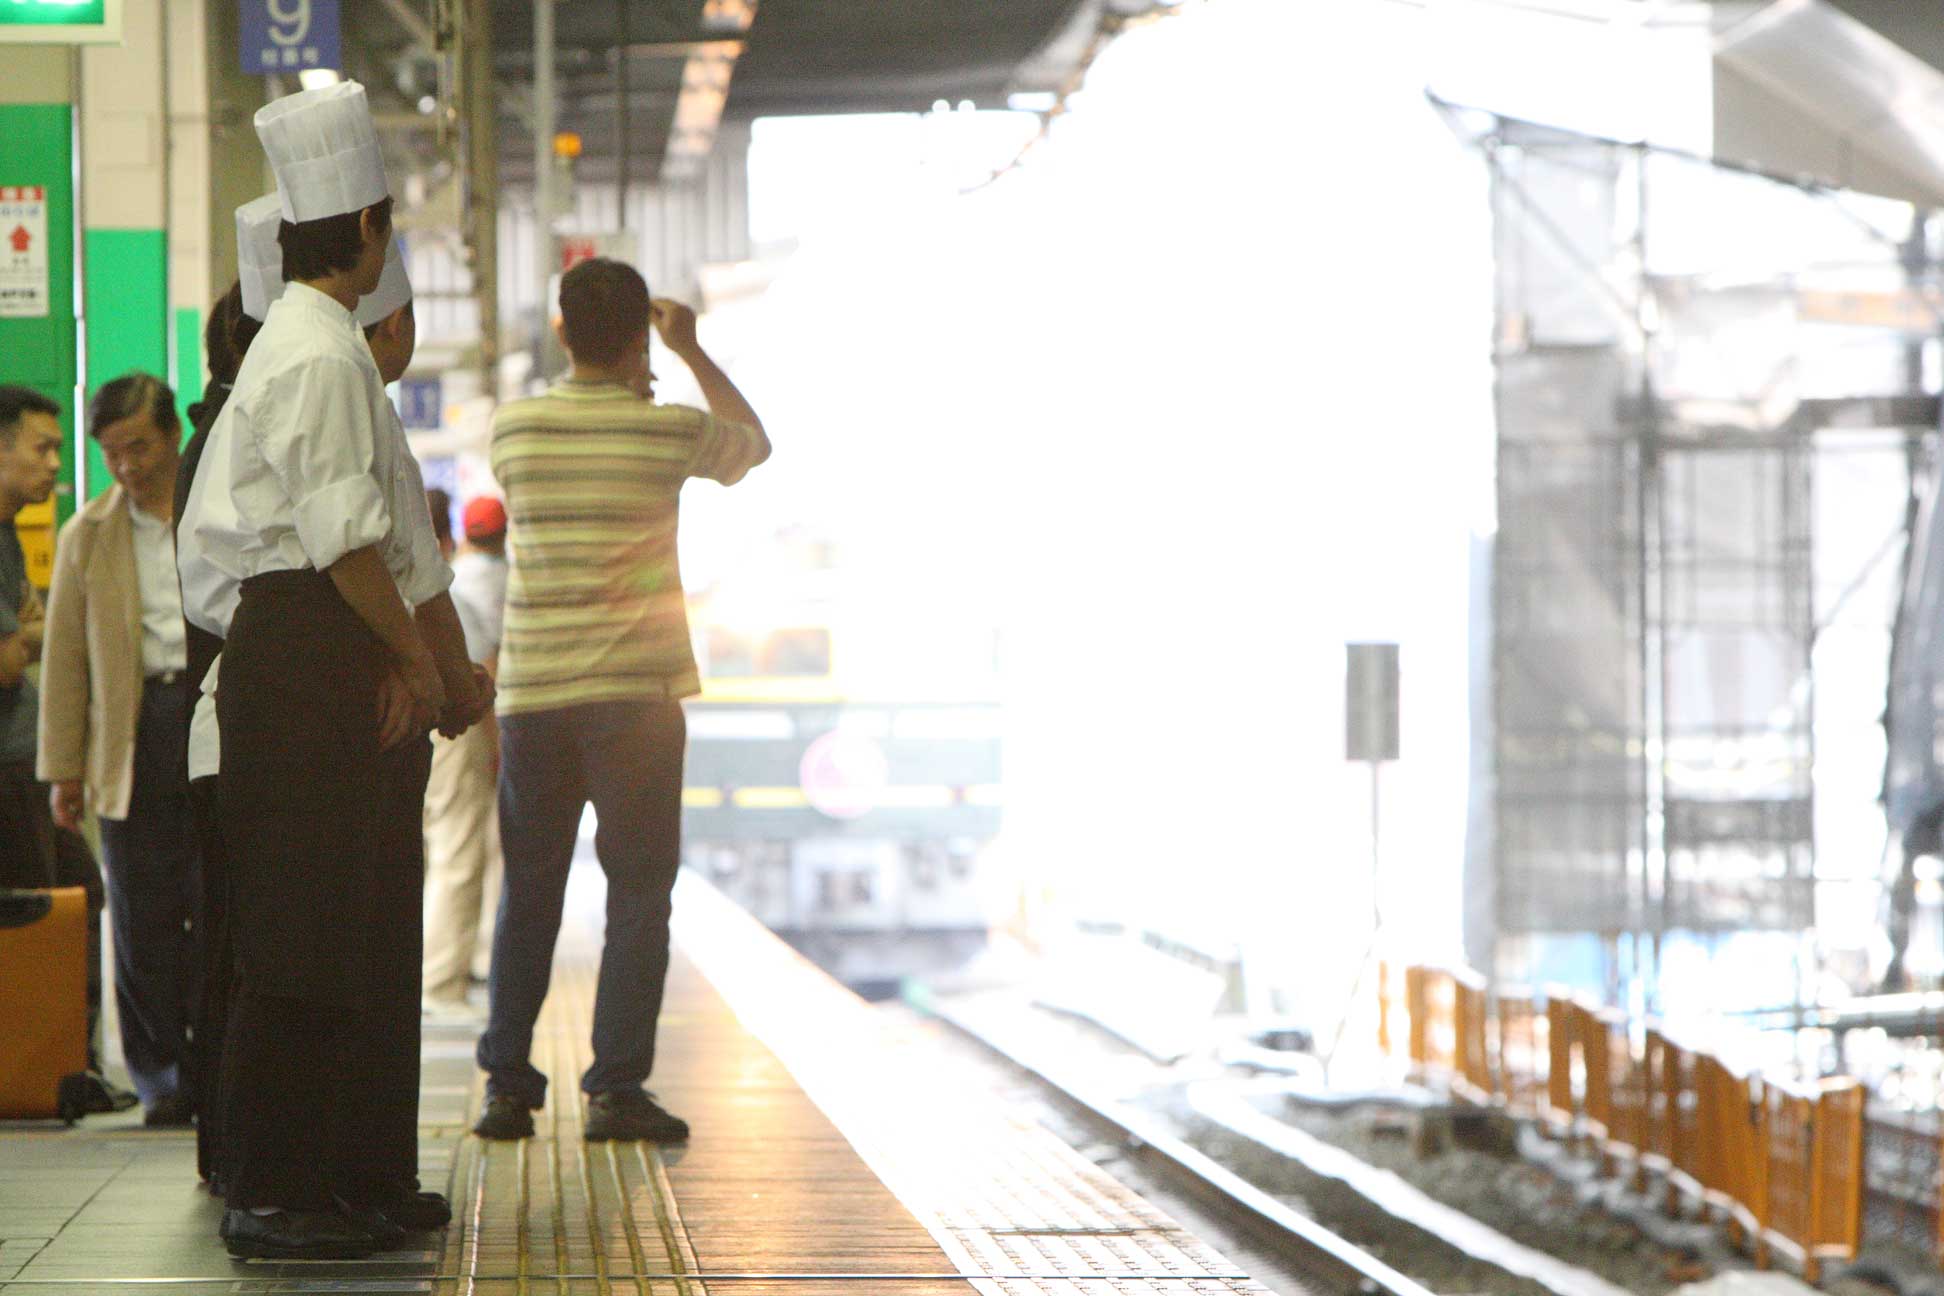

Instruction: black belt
[145,669,186,687]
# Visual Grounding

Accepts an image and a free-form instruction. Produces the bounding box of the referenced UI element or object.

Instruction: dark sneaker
[583,1090,688,1143]
[473,1094,535,1141]
[144,1093,195,1128]
[221,1207,378,1260]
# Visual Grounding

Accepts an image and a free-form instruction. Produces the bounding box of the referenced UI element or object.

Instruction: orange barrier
[1759,1080,1863,1282]
[1389,964,1868,1283]
[1544,991,1575,1135]
[1452,971,1491,1103]
[1493,990,1546,1117]
[1603,1010,1647,1166]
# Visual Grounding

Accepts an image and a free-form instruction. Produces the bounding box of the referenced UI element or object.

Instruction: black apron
[218,568,427,1007]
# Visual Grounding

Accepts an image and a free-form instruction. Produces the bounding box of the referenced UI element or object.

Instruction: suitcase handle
[0,889,53,929]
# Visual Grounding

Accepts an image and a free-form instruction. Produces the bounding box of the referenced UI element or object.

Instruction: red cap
[462,495,507,540]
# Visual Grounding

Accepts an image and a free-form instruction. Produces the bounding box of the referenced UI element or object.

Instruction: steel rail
[919,999,1441,1296]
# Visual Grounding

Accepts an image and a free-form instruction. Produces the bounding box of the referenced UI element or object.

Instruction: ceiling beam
[662,0,756,181]
[374,0,437,51]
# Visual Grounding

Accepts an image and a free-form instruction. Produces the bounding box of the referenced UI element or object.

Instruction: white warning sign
[0,186,49,320]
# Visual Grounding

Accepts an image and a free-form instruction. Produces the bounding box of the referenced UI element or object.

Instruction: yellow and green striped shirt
[490,379,766,716]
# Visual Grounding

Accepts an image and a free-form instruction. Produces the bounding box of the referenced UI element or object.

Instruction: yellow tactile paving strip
[668,872,1275,1296]
[0,866,1271,1295]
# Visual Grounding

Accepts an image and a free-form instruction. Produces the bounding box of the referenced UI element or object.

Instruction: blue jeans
[477,699,686,1106]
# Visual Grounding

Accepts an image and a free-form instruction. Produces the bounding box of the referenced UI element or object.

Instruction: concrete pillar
[164,0,211,427]
[0,47,77,559]
[77,0,168,497]
[203,0,273,323]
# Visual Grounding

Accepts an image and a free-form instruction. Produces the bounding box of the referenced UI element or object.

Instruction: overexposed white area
[670,0,1724,1026]
[1423,0,1713,152]
[660,0,1512,1026]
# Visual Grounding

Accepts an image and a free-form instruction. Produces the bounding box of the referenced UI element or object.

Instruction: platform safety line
[517,1135,532,1296]
[635,1144,699,1296]
[604,1141,653,1295]
[564,1038,614,1296]
[462,1115,490,1296]
[546,1034,570,1296]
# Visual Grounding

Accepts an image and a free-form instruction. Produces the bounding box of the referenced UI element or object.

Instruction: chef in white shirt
[176,81,489,1262]
[176,190,283,1200]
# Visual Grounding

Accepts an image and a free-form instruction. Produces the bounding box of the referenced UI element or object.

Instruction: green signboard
[0,0,119,43]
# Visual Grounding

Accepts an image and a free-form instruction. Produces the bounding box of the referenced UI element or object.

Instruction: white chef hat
[254,81,390,223]
[235,193,286,323]
[354,238,413,329]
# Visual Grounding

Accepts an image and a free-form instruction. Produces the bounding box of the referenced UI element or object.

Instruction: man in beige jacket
[39,372,199,1128]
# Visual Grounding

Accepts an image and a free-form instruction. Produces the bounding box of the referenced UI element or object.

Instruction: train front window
[705,628,757,677]
[760,628,831,677]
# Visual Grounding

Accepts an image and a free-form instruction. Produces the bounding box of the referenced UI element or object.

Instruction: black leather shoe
[583,1090,688,1143]
[369,1190,450,1231]
[221,1208,378,1260]
[71,1071,139,1115]
[332,1196,408,1248]
[144,1094,195,1127]
[473,1094,535,1141]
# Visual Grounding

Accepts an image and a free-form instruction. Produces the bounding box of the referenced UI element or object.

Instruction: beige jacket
[36,485,147,821]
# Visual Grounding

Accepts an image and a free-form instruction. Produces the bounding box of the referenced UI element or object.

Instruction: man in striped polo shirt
[474,258,768,1142]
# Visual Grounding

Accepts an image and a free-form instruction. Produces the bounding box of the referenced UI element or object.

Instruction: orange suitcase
[0,887,90,1122]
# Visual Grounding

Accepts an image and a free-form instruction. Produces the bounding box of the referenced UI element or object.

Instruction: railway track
[919,997,1442,1296]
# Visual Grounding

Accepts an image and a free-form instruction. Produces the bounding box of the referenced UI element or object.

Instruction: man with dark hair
[281,196,394,283]
[474,258,769,1143]
[556,257,650,365]
[41,372,200,1129]
[0,385,65,870]
[0,384,136,1118]
[424,487,454,562]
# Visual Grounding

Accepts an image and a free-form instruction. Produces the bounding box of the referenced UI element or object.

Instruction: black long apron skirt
[217,568,432,1211]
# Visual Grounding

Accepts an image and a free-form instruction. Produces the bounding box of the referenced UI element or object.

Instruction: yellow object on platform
[16,497,54,590]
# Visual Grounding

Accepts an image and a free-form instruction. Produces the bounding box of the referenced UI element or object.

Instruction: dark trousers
[478,700,686,1107]
[96,677,200,1107]
[216,569,431,1213]
[189,775,228,1186]
[220,738,429,1210]
[0,758,106,1069]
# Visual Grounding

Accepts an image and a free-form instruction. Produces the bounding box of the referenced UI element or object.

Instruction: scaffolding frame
[1465,106,1941,1008]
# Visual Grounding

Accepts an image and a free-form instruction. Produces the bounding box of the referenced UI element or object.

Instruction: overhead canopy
[1713,0,1944,207]
[480,0,1158,182]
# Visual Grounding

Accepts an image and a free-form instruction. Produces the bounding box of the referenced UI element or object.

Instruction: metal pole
[462,0,498,381]
[534,0,556,373]
[616,0,630,218]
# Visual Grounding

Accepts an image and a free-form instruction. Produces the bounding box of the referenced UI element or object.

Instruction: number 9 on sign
[268,0,310,46]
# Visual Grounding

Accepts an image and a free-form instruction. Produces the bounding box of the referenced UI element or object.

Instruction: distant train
[680,570,1003,990]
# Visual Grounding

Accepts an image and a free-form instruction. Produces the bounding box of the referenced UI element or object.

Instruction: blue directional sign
[240,0,341,77]
[398,377,443,432]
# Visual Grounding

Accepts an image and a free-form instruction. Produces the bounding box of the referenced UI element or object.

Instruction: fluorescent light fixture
[299,67,342,91]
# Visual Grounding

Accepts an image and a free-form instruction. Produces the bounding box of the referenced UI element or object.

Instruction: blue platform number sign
[240,0,341,77]
[398,377,443,432]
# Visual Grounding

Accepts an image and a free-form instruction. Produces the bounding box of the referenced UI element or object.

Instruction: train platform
[0,865,1272,1296]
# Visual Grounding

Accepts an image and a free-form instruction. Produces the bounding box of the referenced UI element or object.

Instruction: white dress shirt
[179,281,451,638]
[448,550,506,665]
[127,506,187,677]
[189,657,220,782]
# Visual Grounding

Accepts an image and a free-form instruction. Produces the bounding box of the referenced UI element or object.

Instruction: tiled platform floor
[0,866,1270,1296]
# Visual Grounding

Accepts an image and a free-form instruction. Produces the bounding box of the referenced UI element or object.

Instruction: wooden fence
[1384,963,1870,1284]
